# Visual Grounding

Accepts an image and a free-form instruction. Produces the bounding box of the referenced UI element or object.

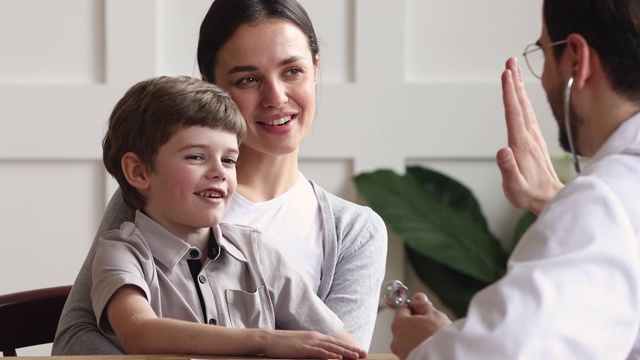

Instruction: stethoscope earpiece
[564,73,581,174]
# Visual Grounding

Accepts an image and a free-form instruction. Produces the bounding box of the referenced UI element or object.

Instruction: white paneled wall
[0,0,557,355]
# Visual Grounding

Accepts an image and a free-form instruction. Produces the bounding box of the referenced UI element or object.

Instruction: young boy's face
[142,126,239,239]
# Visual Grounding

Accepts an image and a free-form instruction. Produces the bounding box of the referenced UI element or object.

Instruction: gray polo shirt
[91,211,343,351]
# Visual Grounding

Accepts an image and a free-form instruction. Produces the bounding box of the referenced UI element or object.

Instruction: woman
[52,0,387,355]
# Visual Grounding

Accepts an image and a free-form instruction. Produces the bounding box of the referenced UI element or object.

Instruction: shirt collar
[586,112,640,169]
[134,210,247,268]
[214,225,247,262]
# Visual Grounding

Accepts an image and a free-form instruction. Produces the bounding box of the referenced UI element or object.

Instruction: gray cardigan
[52,180,388,354]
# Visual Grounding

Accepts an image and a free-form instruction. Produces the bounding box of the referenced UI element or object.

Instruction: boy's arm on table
[106,285,365,359]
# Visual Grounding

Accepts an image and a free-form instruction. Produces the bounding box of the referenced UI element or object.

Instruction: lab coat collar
[586,112,640,170]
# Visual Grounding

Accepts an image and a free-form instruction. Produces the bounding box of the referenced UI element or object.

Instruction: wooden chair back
[0,285,71,356]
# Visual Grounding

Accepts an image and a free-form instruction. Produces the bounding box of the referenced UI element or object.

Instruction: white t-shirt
[222,173,324,293]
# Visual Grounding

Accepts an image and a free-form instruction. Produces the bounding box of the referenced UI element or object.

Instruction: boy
[93,76,365,359]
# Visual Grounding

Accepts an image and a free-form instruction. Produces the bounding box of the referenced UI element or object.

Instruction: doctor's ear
[566,34,592,88]
[121,152,150,191]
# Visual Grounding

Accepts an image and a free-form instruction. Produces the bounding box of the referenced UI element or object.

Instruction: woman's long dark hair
[197,0,319,84]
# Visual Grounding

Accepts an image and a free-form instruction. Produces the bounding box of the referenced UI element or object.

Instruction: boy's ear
[121,152,150,190]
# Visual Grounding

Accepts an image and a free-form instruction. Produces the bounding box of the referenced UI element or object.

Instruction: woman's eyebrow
[226,55,305,75]
[280,55,304,66]
[227,65,258,75]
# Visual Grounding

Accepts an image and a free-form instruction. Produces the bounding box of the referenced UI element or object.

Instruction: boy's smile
[140,126,239,244]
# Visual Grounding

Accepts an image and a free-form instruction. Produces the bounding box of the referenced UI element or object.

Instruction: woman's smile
[214,19,317,158]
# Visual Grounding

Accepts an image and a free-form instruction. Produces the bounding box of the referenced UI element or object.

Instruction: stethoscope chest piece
[382,280,412,308]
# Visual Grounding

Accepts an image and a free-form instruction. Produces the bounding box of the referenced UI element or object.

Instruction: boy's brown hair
[102,76,246,210]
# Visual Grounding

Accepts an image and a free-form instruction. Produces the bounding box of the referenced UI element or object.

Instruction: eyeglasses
[522,40,567,79]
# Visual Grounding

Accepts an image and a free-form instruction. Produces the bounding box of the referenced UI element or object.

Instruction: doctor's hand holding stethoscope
[383,281,452,360]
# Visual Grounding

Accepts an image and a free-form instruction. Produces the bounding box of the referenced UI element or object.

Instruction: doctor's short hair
[544,0,640,101]
[102,75,246,210]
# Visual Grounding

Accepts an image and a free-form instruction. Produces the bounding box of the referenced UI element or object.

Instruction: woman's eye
[236,76,258,85]
[287,67,303,76]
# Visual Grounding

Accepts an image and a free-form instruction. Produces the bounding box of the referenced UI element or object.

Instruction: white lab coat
[409,113,640,359]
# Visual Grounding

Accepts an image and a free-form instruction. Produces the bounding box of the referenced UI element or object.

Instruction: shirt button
[189,249,199,259]
[198,275,206,284]
[208,318,217,325]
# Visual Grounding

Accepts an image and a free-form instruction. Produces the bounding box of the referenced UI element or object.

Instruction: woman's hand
[497,57,564,215]
[390,293,451,360]
[261,329,367,359]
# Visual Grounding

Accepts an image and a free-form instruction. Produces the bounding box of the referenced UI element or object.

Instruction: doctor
[391,0,640,358]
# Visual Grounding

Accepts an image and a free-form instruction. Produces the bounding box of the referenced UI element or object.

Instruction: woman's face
[213,19,318,158]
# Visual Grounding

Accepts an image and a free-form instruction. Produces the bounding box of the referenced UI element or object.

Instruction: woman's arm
[107,286,365,359]
[249,227,365,353]
[322,201,388,351]
[52,189,134,355]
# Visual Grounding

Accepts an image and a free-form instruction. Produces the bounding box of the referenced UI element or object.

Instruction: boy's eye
[186,155,204,161]
[223,158,237,164]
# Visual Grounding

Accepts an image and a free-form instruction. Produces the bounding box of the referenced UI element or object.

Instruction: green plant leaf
[354,168,507,283]
[407,166,490,233]
[406,166,508,269]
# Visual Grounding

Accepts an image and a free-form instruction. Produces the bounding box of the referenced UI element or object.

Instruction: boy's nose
[205,163,226,180]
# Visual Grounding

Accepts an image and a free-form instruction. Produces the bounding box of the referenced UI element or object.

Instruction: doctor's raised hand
[496,57,564,214]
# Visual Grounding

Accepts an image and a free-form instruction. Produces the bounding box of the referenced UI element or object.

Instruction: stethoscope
[565,73,581,174]
[381,280,412,308]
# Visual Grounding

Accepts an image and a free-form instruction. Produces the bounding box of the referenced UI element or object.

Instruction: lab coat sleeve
[408,176,640,359]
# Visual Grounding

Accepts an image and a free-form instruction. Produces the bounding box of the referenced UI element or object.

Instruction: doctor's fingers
[502,68,527,149]
[394,305,413,319]
[503,59,548,157]
[409,292,436,315]
[506,58,541,136]
[393,292,442,319]
[392,294,429,318]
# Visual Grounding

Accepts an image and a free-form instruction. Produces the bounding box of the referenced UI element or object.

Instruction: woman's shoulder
[309,179,365,211]
[308,179,386,235]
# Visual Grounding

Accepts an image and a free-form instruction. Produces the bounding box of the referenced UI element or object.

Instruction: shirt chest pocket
[225,287,275,329]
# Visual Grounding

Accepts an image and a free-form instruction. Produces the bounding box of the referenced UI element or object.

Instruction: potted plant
[353,156,580,317]
[355,166,510,317]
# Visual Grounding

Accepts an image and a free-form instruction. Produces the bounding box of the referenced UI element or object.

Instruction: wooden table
[14,354,399,360]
